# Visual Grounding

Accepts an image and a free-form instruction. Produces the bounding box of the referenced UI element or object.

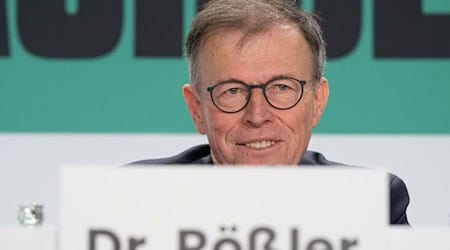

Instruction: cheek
[282,103,315,142]
[203,105,237,138]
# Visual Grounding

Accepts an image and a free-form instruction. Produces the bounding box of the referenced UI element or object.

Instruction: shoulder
[388,173,410,224]
[302,151,410,225]
[127,144,212,165]
[301,150,344,165]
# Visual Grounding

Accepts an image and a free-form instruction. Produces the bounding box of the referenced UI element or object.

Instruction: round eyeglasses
[206,77,309,113]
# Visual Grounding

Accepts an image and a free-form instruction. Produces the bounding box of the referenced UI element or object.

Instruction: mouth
[243,140,276,149]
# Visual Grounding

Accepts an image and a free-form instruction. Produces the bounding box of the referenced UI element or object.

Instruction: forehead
[197,24,313,84]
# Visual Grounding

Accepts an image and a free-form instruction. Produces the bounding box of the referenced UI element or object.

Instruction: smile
[244,140,276,149]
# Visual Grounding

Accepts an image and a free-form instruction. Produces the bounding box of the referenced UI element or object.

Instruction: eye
[213,82,247,98]
[267,78,300,94]
[270,82,295,92]
[275,84,291,91]
[227,87,240,95]
[216,83,247,97]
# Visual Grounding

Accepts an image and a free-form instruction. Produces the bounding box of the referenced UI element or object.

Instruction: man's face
[184,23,329,165]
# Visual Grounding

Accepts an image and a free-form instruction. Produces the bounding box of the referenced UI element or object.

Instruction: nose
[242,88,274,127]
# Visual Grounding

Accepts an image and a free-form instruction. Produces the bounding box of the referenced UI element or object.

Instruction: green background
[1,0,449,133]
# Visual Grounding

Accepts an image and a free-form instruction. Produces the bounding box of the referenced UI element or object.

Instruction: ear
[312,77,329,127]
[183,84,207,134]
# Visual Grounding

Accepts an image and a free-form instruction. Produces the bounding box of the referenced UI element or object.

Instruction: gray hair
[185,0,326,87]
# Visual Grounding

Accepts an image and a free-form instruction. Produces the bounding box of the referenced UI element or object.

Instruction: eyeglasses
[206,76,309,113]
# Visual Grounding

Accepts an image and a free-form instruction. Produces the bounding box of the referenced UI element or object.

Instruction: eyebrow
[213,74,300,86]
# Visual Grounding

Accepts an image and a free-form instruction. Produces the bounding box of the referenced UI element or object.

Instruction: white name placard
[60,166,389,250]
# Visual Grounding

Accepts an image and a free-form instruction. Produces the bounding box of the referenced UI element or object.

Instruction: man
[131,0,409,224]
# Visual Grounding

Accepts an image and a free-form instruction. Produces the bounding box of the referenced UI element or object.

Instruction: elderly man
[131,0,410,224]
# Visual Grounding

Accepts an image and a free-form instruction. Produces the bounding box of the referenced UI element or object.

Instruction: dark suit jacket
[129,144,410,225]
